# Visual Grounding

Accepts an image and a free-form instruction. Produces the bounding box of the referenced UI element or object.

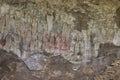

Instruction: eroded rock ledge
[0,47,120,80]
[0,49,36,80]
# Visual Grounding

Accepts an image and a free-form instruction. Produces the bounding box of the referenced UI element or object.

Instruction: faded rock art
[0,0,120,64]
[0,0,120,80]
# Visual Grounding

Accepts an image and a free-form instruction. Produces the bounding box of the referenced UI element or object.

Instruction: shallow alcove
[0,0,120,80]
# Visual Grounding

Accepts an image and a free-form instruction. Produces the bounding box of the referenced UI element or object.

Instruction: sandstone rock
[0,49,36,80]
[47,14,54,32]
[0,0,120,80]
[82,67,94,74]
[0,4,9,16]
[113,30,120,46]
[25,53,49,70]
[94,59,120,80]
[0,0,119,64]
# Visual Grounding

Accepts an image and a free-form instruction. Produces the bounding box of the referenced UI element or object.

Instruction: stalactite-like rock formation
[0,0,120,79]
[0,0,120,64]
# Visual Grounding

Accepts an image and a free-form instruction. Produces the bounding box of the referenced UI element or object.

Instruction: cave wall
[0,0,120,63]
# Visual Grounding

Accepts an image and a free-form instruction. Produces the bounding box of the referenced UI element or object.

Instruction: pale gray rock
[25,53,49,70]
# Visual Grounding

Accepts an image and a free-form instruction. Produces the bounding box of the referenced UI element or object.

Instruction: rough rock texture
[0,0,119,63]
[0,0,120,80]
[94,59,120,80]
[0,49,38,80]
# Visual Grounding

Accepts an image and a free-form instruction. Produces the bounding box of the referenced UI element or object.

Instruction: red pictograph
[0,39,6,47]
[44,32,68,51]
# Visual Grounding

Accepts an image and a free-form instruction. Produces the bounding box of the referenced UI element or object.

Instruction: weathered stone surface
[94,59,120,80]
[0,0,119,64]
[25,53,49,70]
[0,48,120,80]
[116,7,120,28]
[30,55,75,80]
[0,49,37,80]
[0,0,120,80]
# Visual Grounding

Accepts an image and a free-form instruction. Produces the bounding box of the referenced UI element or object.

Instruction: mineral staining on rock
[0,0,120,80]
[0,0,119,64]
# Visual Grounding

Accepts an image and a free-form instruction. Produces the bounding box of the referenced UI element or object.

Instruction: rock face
[0,49,38,80]
[0,0,120,80]
[0,48,119,80]
[25,53,49,70]
[0,0,119,63]
[94,59,120,80]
